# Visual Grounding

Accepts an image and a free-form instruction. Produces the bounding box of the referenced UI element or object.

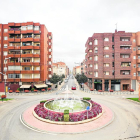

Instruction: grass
[0,98,13,101]
[127,98,140,102]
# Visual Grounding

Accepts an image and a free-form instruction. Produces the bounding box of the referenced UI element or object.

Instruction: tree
[61,74,65,78]
[75,73,87,84]
[49,74,60,84]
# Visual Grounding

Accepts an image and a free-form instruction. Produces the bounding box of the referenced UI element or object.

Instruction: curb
[124,98,140,105]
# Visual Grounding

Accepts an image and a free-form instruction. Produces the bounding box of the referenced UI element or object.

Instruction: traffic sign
[86,106,90,110]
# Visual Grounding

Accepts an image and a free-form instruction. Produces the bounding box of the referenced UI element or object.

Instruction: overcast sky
[1,0,140,71]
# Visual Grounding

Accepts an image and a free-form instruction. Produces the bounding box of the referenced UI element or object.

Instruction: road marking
[20,115,57,135]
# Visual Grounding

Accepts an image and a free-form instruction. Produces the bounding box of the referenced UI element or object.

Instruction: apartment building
[73,66,81,76]
[85,30,140,91]
[52,62,69,77]
[81,59,86,74]
[0,22,53,92]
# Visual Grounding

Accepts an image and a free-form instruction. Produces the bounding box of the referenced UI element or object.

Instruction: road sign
[86,106,90,110]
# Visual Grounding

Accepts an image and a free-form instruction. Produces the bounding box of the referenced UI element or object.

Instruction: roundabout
[20,90,114,134]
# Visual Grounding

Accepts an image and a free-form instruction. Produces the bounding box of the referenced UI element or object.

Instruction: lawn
[127,98,140,102]
[0,98,13,101]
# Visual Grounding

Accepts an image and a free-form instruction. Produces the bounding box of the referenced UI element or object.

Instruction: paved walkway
[22,104,114,134]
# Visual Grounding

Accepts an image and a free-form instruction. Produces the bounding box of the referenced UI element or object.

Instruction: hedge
[83,97,91,101]
[40,100,47,104]
[64,114,69,122]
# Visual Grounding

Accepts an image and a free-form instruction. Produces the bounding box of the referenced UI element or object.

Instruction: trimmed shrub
[64,114,69,122]
[98,90,102,92]
[130,89,134,92]
[64,110,69,114]
[17,88,21,91]
[83,97,91,101]
[40,100,47,104]
[31,88,35,91]
[110,90,113,92]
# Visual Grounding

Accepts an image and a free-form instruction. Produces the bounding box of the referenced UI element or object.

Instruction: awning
[46,83,53,86]
[34,84,48,88]
[20,85,31,88]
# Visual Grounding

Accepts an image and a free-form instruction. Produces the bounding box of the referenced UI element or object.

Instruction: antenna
[115,23,117,30]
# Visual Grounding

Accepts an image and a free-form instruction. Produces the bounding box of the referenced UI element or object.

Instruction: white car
[64,79,68,83]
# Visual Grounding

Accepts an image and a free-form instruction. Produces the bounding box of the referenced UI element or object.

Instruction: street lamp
[0,57,11,96]
[0,72,6,96]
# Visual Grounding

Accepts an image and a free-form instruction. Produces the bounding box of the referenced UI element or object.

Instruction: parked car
[71,86,76,90]
[64,79,68,83]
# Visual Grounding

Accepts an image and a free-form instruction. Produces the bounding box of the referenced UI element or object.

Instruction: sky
[1,0,140,71]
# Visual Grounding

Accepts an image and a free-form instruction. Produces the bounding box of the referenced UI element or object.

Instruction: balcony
[33,62,40,66]
[87,52,93,57]
[136,50,140,55]
[9,28,21,34]
[137,67,140,71]
[120,41,132,46]
[21,38,33,42]
[8,54,20,58]
[8,30,14,34]
[137,59,140,63]
[120,66,131,70]
[8,62,20,66]
[21,46,33,50]
[15,38,21,42]
[7,79,20,82]
[120,49,132,53]
[9,37,15,42]
[34,38,40,42]
[34,30,40,34]
[87,45,92,50]
[21,62,33,66]
[87,67,93,71]
[21,71,33,74]
[33,54,40,57]
[34,46,40,49]
[21,54,33,57]
[120,58,131,62]
[137,76,140,81]
[119,74,132,79]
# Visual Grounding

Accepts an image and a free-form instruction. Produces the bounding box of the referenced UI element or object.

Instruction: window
[138,72,140,76]
[27,25,33,30]
[8,66,22,71]
[133,64,136,68]
[104,55,109,58]
[133,39,136,42]
[49,68,51,71]
[3,51,7,56]
[49,36,52,39]
[49,75,52,78]
[94,64,98,69]
[94,39,98,45]
[49,55,51,58]
[133,56,136,59]
[133,73,136,76]
[104,63,109,67]
[89,42,92,45]
[104,38,109,41]
[112,45,114,50]
[94,55,98,61]
[4,44,7,48]
[112,36,114,42]
[94,72,98,77]
[133,47,136,51]
[34,26,39,30]
[121,54,129,58]
[138,56,140,59]
[89,57,92,60]
[89,64,93,67]
[89,49,92,52]
[49,49,52,52]
[21,26,27,30]
[49,42,51,45]
[4,59,7,64]
[4,36,8,40]
[104,46,109,50]
[138,47,140,50]
[4,29,8,32]
[49,61,51,65]
[104,71,109,75]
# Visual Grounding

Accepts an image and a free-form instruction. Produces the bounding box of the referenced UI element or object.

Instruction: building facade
[73,66,81,76]
[0,22,53,91]
[52,62,69,77]
[85,30,140,91]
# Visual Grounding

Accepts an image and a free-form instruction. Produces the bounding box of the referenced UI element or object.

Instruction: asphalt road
[0,77,140,140]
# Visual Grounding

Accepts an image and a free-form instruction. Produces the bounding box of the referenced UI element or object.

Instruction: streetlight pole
[0,57,11,96]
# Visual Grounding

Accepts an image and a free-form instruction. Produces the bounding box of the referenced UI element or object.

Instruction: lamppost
[0,57,11,96]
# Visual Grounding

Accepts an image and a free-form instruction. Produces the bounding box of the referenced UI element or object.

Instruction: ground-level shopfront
[87,79,136,91]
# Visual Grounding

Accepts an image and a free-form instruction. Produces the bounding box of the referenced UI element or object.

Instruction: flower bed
[34,99,102,122]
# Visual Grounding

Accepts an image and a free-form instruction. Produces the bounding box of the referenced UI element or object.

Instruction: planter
[9,90,13,93]
[110,90,113,92]
[16,90,20,93]
[25,90,29,93]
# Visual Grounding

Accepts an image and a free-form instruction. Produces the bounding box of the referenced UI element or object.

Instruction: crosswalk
[59,88,72,91]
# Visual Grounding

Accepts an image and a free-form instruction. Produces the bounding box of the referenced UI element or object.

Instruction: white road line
[20,115,57,135]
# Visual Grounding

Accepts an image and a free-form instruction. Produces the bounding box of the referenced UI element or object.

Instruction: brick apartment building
[0,22,53,92]
[85,30,140,91]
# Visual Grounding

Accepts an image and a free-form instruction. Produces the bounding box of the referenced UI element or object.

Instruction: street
[0,77,140,140]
